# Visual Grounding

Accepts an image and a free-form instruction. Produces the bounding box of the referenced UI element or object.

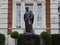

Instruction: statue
[24,7,34,33]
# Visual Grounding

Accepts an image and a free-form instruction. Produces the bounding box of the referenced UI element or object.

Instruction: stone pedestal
[24,33,35,45]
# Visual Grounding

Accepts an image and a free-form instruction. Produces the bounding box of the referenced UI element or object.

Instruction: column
[8,0,13,34]
[33,0,37,28]
[21,0,25,29]
[46,0,50,33]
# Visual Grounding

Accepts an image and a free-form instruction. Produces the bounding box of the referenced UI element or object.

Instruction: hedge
[40,31,52,45]
[51,34,60,45]
[34,35,40,45]
[17,34,24,45]
[11,31,19,39]
[11,32,40,45]
[0,34,5,45]
[11,31,60,45]
[40,32,60,45]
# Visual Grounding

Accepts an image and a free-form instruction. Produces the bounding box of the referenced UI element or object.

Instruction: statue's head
[25,7,29,11]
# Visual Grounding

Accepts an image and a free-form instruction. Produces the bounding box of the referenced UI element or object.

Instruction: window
[25,4,33,11]
[37,4,42,28]
[16,4,21,28]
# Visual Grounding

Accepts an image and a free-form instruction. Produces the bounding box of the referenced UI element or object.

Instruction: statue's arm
[24,14,28,21]
[30,11,34,19]
[32,15,34,23]
[30,11,34,23]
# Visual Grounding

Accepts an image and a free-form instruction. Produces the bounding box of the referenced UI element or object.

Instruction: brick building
[0,0,60,45]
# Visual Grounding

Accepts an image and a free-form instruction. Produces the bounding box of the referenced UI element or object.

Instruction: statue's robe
[24,11,34,33]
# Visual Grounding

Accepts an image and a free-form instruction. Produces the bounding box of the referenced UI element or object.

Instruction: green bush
[40,31,52,45]
[10,31,40,45]
[11,31,19,39]
[34,35,40,45]
[17,34,24,45]
[0,34,5,45]
[51,34,60,45]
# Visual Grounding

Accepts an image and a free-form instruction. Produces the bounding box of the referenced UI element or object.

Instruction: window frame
[16,4,21,28]
[36,4,42,28]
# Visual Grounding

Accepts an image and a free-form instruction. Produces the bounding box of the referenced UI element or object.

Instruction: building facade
[0,0,60,45]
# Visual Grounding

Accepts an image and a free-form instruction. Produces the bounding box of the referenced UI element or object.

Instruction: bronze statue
[24,7,34,33]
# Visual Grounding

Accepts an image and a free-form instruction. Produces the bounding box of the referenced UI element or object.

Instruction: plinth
[24,32,35,45]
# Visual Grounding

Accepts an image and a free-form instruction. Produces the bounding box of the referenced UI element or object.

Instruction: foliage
[11,31,19,39]
[0,34,5,45]
[17,34,24,45]
[51,34,60,45]
[40,31,52,45]
[34,35,40,45]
